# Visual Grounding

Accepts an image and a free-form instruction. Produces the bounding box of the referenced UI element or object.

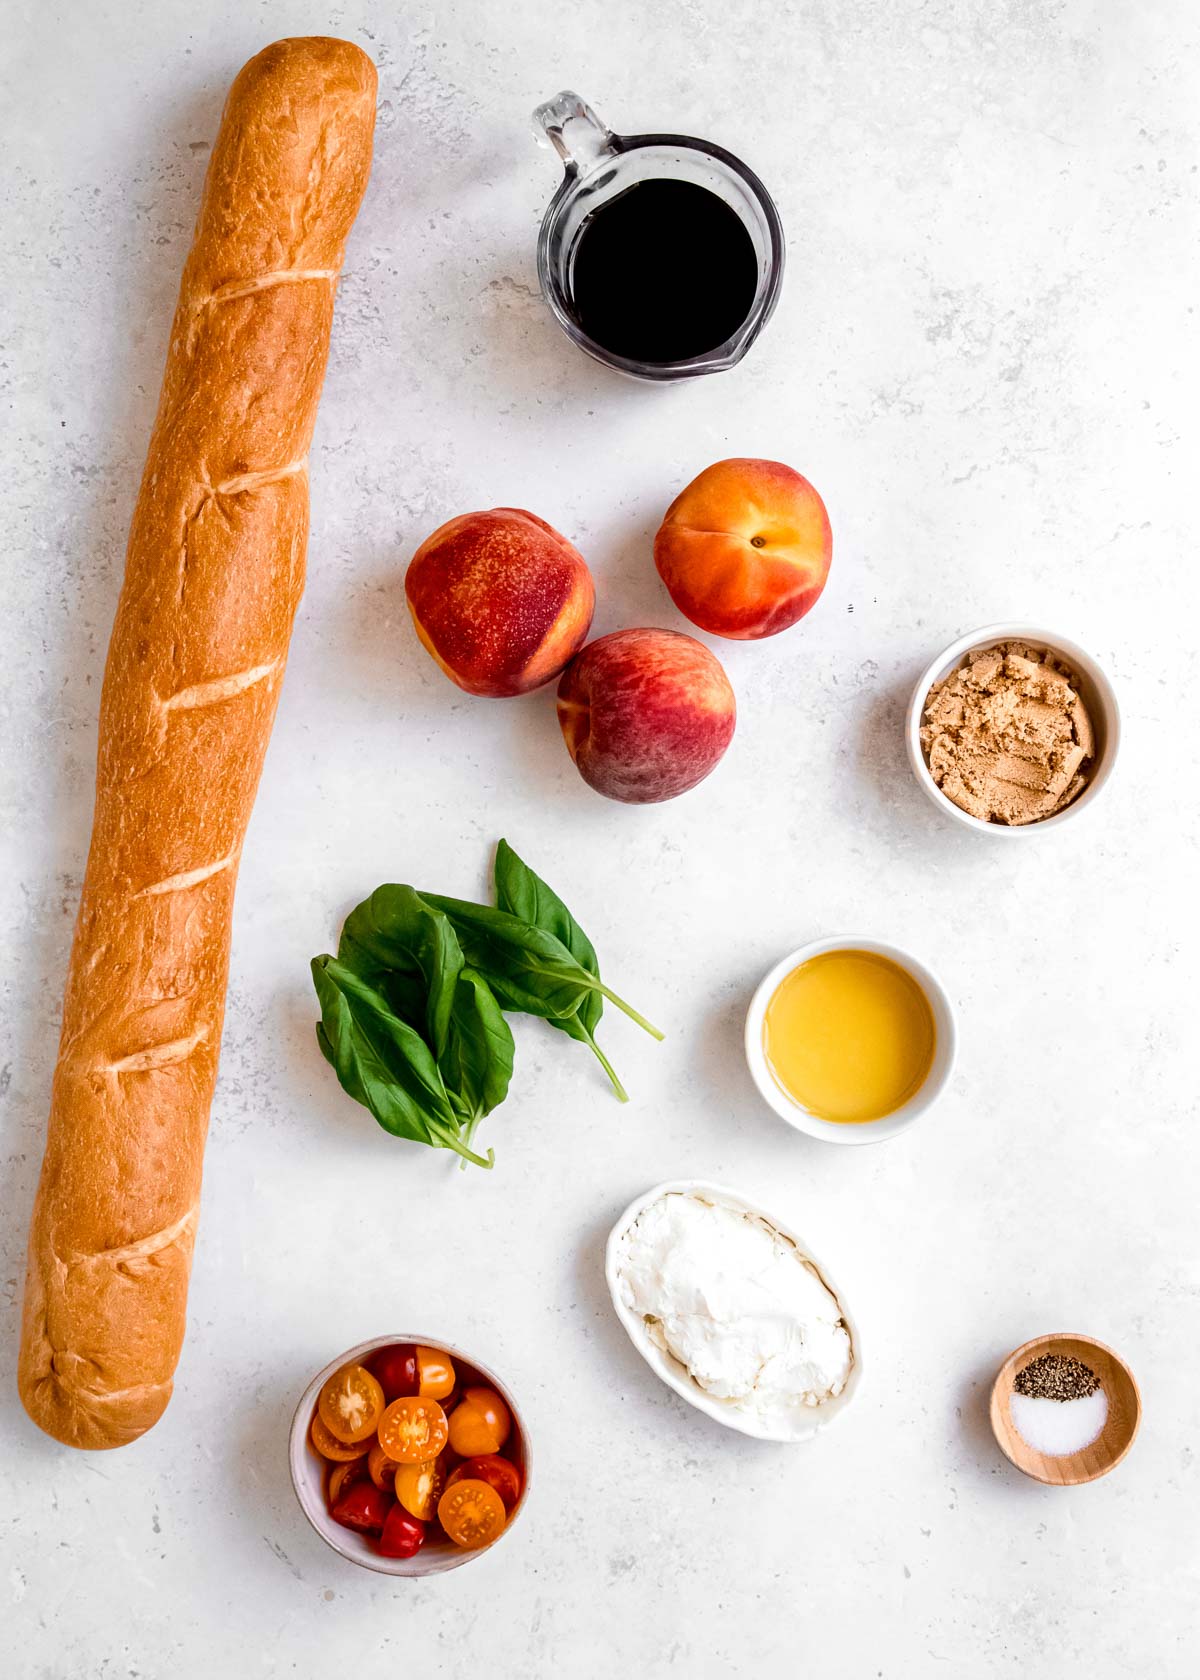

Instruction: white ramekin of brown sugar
[905,624,1120,836]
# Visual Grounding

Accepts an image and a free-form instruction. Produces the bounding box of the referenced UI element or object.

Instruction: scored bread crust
[18,38,376,1449]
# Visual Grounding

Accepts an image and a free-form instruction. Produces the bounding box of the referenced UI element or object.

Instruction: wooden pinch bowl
[990,1333,1141,1486]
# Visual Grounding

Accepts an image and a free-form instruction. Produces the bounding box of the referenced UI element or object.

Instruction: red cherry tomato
[446,1453,521,1511]
[378,1505,426,1559]
[447,1387,511,1457]
[330,1479,392,1534]
[370,1344,419,1402]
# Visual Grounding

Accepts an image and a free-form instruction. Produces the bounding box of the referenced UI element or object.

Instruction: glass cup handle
[533,91,616,177]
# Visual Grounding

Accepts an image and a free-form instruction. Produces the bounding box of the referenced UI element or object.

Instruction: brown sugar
[920,642,1094,825]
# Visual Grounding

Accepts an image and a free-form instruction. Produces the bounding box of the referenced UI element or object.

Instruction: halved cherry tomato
[446,1453,521,1511]
[438,1478,506,1549]
[330,1479,392,1534]
[318,1363,385,1445]
[378,1505,426,1559]
[415,1345,456,1400]
[370,1344,418,1402]
[368,1441,399,1490]
[447,1386,511,1457]
[310,1411,369,1463]
[327,1457,369,1503]
[377,1396,449,1464]
[393,1457,445,1521]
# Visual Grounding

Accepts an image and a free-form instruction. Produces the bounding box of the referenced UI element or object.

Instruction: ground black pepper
[1014,1352,1100,1401]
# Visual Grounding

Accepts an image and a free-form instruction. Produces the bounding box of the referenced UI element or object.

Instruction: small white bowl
[905,623,1120,835]
[605,1179,863,1442]
[288,1334,530,1576]
[744,937,957,1144]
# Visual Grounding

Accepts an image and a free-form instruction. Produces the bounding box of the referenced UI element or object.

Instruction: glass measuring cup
[533,91,785,382]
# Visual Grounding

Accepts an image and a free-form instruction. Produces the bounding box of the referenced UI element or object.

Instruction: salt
[1010,1387,1107,1457]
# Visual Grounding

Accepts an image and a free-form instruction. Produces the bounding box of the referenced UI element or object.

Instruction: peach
[406,508,595,697]
[654,458,832,639]
[556,628,736,804]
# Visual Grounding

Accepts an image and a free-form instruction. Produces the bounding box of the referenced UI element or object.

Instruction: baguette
[18,37,376,1449]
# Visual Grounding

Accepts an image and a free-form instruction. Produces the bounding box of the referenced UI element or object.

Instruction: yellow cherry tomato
[310,1411,369,1464]
[377,1396,449,1464]
[368,1441,399,1490]
[415,1345,456,1400]
[327,1459,367,1503]
[438,1478,506,1549]
[318,1363,385,1445]
[393,1457,445,1521]
[447,1387,511,1457]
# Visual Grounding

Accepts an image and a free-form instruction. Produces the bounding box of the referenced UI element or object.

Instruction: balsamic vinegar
[568,179,759,364]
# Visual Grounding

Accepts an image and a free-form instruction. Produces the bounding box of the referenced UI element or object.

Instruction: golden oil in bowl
[762,949,935,1123]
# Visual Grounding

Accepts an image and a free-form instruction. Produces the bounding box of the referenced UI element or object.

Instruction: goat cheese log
[18,38,376,1449]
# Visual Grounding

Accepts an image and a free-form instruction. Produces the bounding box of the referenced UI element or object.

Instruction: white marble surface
[2,1,1198,1673]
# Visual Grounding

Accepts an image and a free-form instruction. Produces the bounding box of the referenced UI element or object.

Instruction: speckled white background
[2,0,1198,1674]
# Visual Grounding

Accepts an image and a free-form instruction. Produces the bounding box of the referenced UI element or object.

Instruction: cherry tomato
[318,1363,385,1445]
[377,1396,449,1464]
[378,1505,426,1559]
[447,1453,521,1511]
[438,1478,506,1549]
[330,1479,392,1534]
[447,1387,511,1457]
[415,1345,456,1400]
[327,1458,368,1503]
[310,1411,369,1463]
[368,1441,399,1490]
[393,1457,445,1521]
[370,1344,418,1402]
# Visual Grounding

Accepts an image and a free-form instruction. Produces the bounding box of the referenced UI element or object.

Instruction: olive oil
[763,950,935,1123]
[569,178,759,363]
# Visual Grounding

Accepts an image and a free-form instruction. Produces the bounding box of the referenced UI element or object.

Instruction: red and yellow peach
[406,508,595,697]
[654,458,832,640]
[556,628,736,803]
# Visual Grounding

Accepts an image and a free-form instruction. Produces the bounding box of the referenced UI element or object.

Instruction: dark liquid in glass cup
[570,179,760,364]
[534,92,785,383]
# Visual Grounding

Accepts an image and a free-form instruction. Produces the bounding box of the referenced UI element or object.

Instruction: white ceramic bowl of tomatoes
[289,1335,530,1575]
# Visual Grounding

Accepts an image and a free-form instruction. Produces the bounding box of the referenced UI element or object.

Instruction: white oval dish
[288,1333,531,1576]
[605,1180,863,1442]
[744,937,957,1145]
[905,623,1120,836]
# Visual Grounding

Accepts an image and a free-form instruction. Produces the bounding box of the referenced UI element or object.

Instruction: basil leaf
[339,884,462,1060]
[311,954,492,1169]
[417,894,596,1018]
[444,967,515,1148]
[494,839,603,1033]
[493,839,627,1101]
[333,891,513,1158]
[420,892,662,1042]
[312,847,662,1169]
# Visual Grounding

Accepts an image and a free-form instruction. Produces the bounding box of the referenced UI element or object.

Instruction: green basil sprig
[310,843,661,1168]
[493,838,625,1099]
[312,954,497,1169]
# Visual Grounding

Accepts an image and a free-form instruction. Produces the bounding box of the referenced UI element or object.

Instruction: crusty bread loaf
[18,38,376,1449]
